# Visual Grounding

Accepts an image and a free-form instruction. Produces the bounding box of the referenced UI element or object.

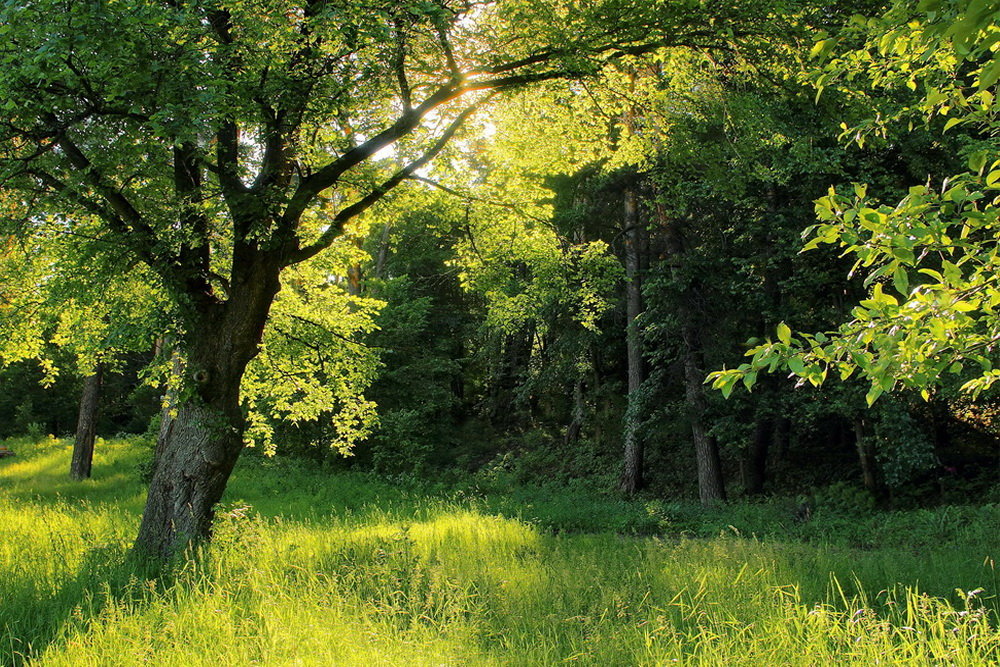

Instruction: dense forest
[1,1,999,663]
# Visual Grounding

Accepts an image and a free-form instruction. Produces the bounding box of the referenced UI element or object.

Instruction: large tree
[0,0,779,560]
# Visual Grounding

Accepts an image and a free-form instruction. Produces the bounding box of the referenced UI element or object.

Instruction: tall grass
[1,437,997,665]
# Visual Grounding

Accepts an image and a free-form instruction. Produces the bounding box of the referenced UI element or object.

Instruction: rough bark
[619,186,646,494]
[133,253,281,561]
[152,341,184,468]
[70,363,103,481]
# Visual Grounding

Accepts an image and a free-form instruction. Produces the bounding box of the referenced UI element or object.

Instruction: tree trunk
[150,342,184,474]
[659,205,726,505]
[740,418,770,495]
[684,349,727,504]
[619,185,646,494]
[853,417,882,497]
[133,253,281,561]
[70,363,103,481]
[565,376,585,447]
[373,221,393,282]
[347,263,363,297]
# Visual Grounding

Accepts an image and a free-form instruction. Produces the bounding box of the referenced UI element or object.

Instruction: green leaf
[968,152,988,174]
[892,267,909,295]
[777,322,792,345]
[979,59,1000,90]
[809,39,834,59]
[865,384,884,406]
[871,282,898,306]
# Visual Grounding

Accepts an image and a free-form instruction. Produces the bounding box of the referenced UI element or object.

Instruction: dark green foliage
[0,360,80,439]
[0,353,158,440]
[359,207,481,473]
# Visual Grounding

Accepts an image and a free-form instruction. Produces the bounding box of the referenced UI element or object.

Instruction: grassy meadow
[1,436,998,665]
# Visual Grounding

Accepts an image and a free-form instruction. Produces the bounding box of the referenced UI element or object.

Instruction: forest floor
[1,436,998,666]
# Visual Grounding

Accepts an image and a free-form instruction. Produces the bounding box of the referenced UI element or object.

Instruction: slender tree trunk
[133,253,281,561]
[740,418,770,495]
[565,376,585,446]
[684,350,727,504]
[70,363,103,480]
[853,417,882,497]
[347,263,363,297]
[620,186,646,493]
[373,221,393,282]
[659,206,726,504]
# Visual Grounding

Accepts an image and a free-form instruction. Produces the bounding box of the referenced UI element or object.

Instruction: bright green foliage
[442,103,624,338]
[709,1,1000,404]
[3,439,999,664]
[243,237,383,456]
[0,215,170,380]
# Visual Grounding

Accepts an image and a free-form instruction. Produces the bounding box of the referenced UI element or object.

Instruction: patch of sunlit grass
[2,438,998,665]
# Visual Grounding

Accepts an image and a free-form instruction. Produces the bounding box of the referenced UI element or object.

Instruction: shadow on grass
[1,545,170,666]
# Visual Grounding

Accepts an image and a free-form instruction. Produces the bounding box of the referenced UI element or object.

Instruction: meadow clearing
[2,437,998,666]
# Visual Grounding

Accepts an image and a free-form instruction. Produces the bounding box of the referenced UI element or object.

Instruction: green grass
[1,437,998,665]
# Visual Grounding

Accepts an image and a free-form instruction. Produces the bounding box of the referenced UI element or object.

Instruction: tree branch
[50,125,152,239]
[288,98,489,265]
[408,175,549,224]
[280,81,466,227]
[24,167,156,265]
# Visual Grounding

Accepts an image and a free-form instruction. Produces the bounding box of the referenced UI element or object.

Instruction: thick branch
[281,65,572,231]
[216,121,246,198]
[281,82,464,227]
[278,19,764,264]
[288,99,487,265]
[53,129,148,233]
[173,142,212,285]
[26,170,121,229]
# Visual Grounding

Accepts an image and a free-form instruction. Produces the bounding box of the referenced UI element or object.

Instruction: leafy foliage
[709,0,1000,405]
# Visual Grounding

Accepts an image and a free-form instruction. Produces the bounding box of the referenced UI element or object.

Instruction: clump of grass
[2,438,997,665]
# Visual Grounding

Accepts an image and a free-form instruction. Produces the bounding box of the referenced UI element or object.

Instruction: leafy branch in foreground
[709,0,1000,405]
